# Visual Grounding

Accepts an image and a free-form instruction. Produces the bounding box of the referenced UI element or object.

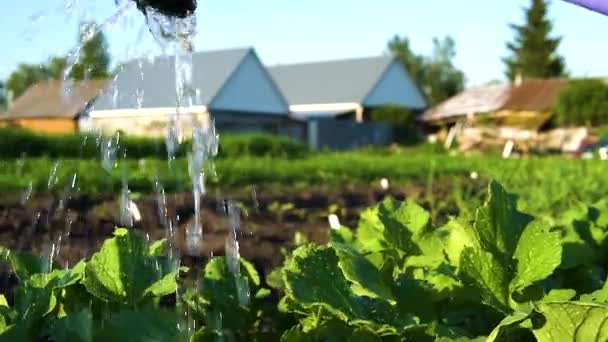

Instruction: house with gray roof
[268,55,427,122]
[84,47,294,137]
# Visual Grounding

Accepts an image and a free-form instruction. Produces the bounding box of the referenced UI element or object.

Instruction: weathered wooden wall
[84,112,210,137]
[0,119,76,134]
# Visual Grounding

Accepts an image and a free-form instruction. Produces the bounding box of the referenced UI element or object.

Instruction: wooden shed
[422,78,570,131]
[0,79,108,134]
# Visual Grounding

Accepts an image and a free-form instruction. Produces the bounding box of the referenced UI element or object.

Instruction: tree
[554,79,608,126]
[71,22,110,80]
[370,104,419,144]
[388,35,465,106]
[0,81,6,110]
[5,63,54,99]
[424,37,466,105]
[4,21,110,100]
[503,0,566,81]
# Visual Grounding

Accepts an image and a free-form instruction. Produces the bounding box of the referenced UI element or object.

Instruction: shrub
[369,104,420,144]
[554,79,608,126]
[217,134,308,159]
[0,128,308,159]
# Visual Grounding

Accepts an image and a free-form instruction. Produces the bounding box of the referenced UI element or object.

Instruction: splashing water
[144,5,198,159]
[21,182,34,205]
[224,200,250,306]
[119,162,133,228]
[136,60,145,108]
[47,161,60,190]
[61,1,133,101]
[185,120,219,256]
[251,187,260,215]
[100,132,120,173]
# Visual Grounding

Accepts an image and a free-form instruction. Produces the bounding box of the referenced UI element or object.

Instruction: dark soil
[0,179,482,280]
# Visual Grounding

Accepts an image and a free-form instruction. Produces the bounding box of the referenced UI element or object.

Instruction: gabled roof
[422,84,511,122]
[2,79,108,120]
[500,79,568,111]
[422,79,571,123]
[92,47,252,110]
[268,55,404,105]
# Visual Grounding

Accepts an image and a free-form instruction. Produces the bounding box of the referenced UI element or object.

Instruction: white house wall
[363,61,427,110]
[210,53,289,115]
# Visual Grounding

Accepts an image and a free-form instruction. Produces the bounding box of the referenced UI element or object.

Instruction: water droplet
[119,162,133,227]
[47,161,60,190]
[101,133,120,173]
[21,182,33,205]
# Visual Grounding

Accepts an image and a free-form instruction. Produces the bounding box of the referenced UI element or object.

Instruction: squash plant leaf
[330,242,394,300]
[47,308,93,342]
[82,228,177,304]
[532,302,608,341]
[511,220,562,293]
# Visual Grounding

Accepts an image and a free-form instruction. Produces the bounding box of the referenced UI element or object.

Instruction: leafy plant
[276,181,608,341]
[3,181,608,341]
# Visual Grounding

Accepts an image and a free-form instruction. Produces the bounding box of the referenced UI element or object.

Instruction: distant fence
[307,120,394,150]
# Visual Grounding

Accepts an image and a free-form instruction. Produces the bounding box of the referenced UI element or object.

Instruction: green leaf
[377,198,429,254]
[94,309,180,342]
[511,220,562,292]
[186,257,261,332]
[267,267,284,290]
[280,321,383,342]
[9,252,50,281]
[403,254,463,304]
[282,245,406,330]
[460,248,510,313]
[330,227,354,245]
[190,327,223,341]
[472,181,532,264]
[145,271,178,297]
[255,288,271,299]
[532,302,608,341]
[47,309,93,342]
[394,274,435,322]
[330,242,394,300]
[28,260,85,290]
[543,289,577,302]
[11,285,55,339]
[148,239,168,256]
[486,311,530,342]
[356,206,387,253]
[282,245,359,321]
[82,228,177,304]
[442,220,478,267]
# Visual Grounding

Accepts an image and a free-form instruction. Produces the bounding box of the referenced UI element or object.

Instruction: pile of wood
[452,126,591,154]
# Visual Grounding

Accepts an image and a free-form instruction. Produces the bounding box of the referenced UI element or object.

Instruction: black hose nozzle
[134,0,197,18]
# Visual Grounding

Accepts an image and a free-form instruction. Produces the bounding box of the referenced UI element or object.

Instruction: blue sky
[0,0,606,86]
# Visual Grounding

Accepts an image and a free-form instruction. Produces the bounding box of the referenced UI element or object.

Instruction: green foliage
[503,0,566,80]
[3,183,608,339]
[5,62,62,100]
[276,181,608,340]
[70,22,111,80]
[388,35,465,105]
[554,79,608,126]
[3,21,109,101]
[218,134,309,159]
[82,228,178,304]
[0,82,6,111]
[369,104,419,144]
[0,228,277,341]
[0,128,307,160]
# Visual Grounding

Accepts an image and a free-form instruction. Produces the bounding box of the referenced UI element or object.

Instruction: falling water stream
[17,1,248,338]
